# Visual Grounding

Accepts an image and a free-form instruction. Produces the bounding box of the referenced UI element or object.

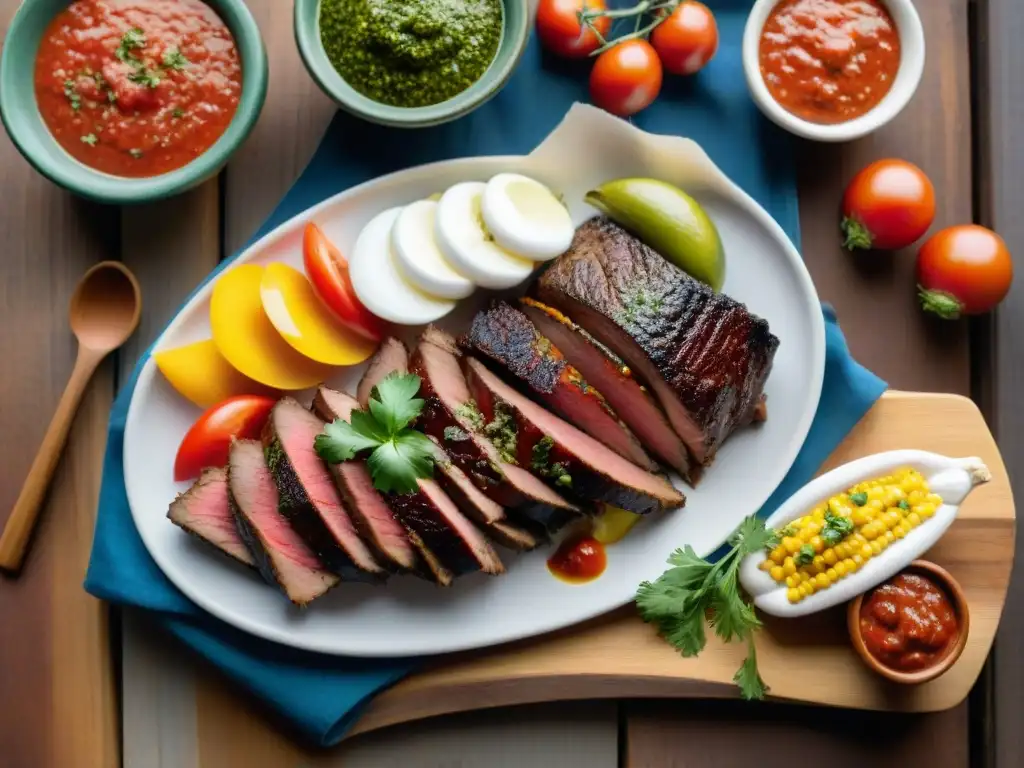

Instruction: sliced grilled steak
[465,302,656,471]
[464,358,685,514]
[357,336,409,408]
[533,217,779,467]
[388,478,505,576]
[167,467,256,569]
[311,387,424,575]
[411,326,581,533]
[313,387,453,585]
[430,437,545,551]
[227,440,339,605]
[263,398,385,582]
[520,297,695,480]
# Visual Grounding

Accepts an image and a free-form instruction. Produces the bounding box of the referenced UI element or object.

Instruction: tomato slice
[174,395,278,481]
[302,222,384,342]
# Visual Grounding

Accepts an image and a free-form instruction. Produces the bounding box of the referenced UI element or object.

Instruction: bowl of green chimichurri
[295,0,530,127]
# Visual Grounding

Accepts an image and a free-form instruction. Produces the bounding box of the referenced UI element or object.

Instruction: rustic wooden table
[1,0,1020,766]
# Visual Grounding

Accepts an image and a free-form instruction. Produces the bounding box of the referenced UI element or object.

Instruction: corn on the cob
[759,468,942,603]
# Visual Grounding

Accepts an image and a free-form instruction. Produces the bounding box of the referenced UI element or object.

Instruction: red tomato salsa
[547,535,607,584]
[858,571,959,672]
[34,0,242,178]
[759,0,901,125]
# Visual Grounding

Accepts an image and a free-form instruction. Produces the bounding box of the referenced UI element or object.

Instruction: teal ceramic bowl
[294,0,530,128]
[0,0,268,205]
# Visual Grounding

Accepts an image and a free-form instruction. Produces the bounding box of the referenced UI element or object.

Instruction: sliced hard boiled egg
[210,265,332,390]
[481,173,575,262]
[259,263,379,366]
[392,200,475,300]
[349,207,457,325]
[434,181,535,290]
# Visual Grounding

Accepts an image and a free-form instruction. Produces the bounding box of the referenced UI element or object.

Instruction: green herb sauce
[319,0,503,108]
[484,400,518,465]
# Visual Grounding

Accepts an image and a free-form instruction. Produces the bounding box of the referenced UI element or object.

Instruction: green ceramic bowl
[0,0,268,205]
[294,0,530,128]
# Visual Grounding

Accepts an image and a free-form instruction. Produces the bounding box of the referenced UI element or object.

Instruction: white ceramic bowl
[742,0,926,143]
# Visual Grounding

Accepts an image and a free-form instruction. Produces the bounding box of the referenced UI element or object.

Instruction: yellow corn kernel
[799,571,811,583]
[894,523,908,539]
[907,489,925,506]
[812,507,826,522]
[826,567,838,583]
[883,530,895,545]
[859,543,873,559]
[810,535,824,553]
[901,474,922,493]
[783,557,796,576]
[823,548,838,566]
[916,502,936,519]
[800,582,814,597]
[884,487,906,507]
[772,566,786,582]
[834,560,848,577]
[853,553,865,568]
[925,492,942,506]
[868,499,885,514]
[884,510,902,529]
[783,536,802,554]
[811,554,825,570]
[852,532,868,545]
[867,486,885,502]
[850,509,869,526]
[815,572,830,589]
[907,511,922,527]
[785,574,800,588]
[787,588,801,603]
[870,539,883,556]
[769,546,787,564]
[862,523,879,541]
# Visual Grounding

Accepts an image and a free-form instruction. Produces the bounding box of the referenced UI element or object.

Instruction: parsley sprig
[313,373,436,495]
[636,516,778,700]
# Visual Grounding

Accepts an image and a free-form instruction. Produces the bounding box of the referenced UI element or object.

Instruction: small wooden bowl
[847,559,970,685]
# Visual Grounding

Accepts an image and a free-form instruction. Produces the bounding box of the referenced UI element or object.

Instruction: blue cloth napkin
[85,13,888,748]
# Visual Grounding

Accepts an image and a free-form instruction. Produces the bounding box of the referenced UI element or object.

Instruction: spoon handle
[0,347,105,573]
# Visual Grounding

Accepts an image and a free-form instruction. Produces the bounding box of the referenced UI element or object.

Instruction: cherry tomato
[916,225,1013,318]
[841,159,936,251]
[536,0,610,59]
[590,39,663,117]
[650,2,719,75]
[302,222,383,342]
[174,395,278,481]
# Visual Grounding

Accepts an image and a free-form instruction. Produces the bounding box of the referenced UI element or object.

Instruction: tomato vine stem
[577,0,681,56]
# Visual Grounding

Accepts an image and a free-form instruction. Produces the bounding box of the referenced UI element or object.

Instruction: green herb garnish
[161,47,189,70]
[116,28,146,63]
[821,509,855,545]
[80,133,98,146]
[794,543,815,566]
[455,401,485,431]
[442,425,469,442]
[108,90,118,104]
[314,373,434,494]
[172,107,185,118]
[63,80,81,111]
[898,499,910,510]
[636,515,778,700]
[128,68,161,88]
[849,491,868,506]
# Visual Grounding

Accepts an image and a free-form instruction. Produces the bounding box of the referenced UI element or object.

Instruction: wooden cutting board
[332,390,1015,738]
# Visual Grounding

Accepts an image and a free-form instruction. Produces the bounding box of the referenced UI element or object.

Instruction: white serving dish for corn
[739,450,991,618]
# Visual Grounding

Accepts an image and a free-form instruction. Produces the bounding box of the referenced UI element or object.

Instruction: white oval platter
[123,104,826,657]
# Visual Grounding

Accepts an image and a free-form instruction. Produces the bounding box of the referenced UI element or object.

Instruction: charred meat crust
[519,296,696,480]
[464,301,656,471]
[410,328,581,533]
[262,403,384,583]
[533,216,779,466]
[465,358,685,515]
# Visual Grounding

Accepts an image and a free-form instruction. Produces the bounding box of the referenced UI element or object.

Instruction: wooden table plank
[625,0,976,764]
[0,7,120,768]
[975,0,1024,765]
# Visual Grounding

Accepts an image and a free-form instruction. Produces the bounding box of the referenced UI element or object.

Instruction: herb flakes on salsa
[34,0,242,178]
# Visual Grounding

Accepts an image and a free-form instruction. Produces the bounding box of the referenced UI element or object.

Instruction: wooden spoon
[0,261,141,574]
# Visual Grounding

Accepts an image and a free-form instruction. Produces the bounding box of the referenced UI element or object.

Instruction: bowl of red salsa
[848,560,970,685]
[0,0,268,204]
[742,0,925,142]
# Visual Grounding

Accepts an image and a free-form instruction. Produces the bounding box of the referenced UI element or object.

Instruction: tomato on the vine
[590,39,663,117]
[916,225,1013,319]
[536,0,610,59]
[650,1,719,75]
[841,159,936,251]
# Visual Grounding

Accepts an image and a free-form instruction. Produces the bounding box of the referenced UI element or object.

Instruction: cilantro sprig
[313,373,435,495]
[636,516,778,700]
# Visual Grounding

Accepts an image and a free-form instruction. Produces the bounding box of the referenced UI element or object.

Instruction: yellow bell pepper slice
[591,505,641,545]
[259,263,378,366]
[154,338,277,408]
[210,264,332,390]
